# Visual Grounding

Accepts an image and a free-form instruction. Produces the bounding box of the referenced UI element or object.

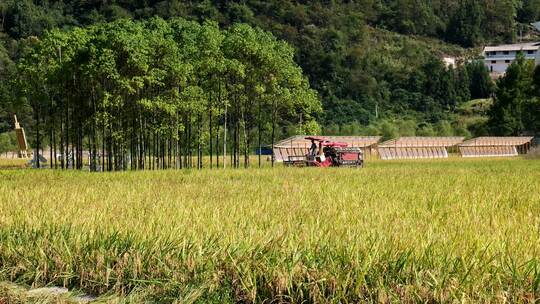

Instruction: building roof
[274,135,381,148]
[484,42,540,52]
[378,137,465,148]
[379,146,450,160]
[459,137,534,147]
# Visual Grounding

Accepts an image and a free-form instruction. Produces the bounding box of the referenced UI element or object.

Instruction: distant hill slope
[0,0,514,136]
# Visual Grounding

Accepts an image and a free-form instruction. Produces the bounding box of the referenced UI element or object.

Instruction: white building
[442,57,456,68]
[483,42,540,74]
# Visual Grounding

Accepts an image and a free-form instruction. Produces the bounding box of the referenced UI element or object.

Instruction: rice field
[1,158,540,303]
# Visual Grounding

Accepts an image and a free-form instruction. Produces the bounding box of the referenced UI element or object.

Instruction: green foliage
[0,40,33,136]
[2,0,69,39]
[0,0,526,48]
[0,0,533,137]
[323,116,473,139]
[0,131,17,153]
[518,0,540,22]
[447,0,484,47]
[4,0,540,138]
[455,65,471,104]
[489,53,537,135]
[16,17,321,170]
[467,60,495,100]
[0,43,14,133]
[525,65,540,132]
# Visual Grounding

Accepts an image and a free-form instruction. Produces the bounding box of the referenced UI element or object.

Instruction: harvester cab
[305,137,364,168]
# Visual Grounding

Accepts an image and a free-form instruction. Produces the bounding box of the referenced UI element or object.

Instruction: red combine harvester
[288,136,364,167]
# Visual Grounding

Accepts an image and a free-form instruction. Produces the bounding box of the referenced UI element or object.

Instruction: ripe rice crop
[1,158,539,303]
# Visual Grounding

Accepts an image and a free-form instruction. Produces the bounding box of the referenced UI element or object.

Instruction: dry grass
[0,159,28,170]
[0,158,539,303]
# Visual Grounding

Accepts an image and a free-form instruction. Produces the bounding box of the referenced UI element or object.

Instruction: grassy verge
[1,158,539,302]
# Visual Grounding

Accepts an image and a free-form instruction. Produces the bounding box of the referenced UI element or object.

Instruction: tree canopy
[15,17,321,170]
[489,53,540,135]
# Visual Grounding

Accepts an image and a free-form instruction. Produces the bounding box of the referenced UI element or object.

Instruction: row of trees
[16,17,321,170]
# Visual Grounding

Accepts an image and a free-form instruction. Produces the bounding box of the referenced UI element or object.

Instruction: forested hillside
[0,0,538,150]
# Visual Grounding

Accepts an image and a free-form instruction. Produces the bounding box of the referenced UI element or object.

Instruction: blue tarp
[255,147,273,155]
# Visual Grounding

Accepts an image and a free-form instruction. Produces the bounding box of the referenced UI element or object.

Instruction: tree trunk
[241,100,249,168]
[258,98,262,168]
[60,109,64,169]
[271,100,277,168]
[216,79,221,168]
[197,113,202,169]
[233,93,237,168]
[35,104,40,169]
[101,120,105,172]
[209,97,213,169]
[223,100,227,169]
[108,115,112,171]
[66,103,70,169]
[91,90,97,172]
[49,117,53,168]
[53,125,57,169]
